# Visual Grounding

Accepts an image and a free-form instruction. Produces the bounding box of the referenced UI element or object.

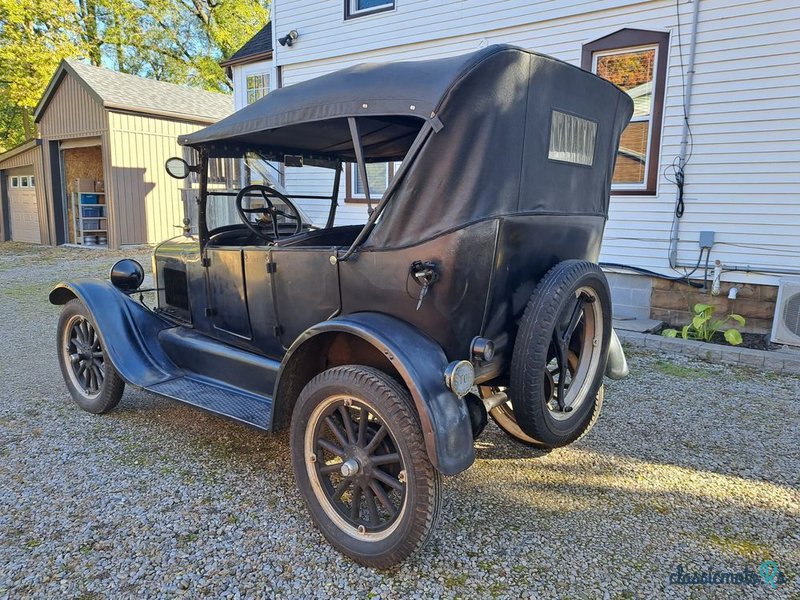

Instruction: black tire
[57,298,125,414]
[290,365,442,568]
[509,260,611,447]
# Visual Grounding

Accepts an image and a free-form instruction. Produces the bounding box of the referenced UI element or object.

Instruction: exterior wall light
[279,30,299,47]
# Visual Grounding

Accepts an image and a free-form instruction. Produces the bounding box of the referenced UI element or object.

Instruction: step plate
[147,377,272,430]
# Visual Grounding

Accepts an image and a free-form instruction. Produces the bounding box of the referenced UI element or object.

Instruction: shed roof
[220,23,273,68]
[0,139,41,168]
[34,60,233,124]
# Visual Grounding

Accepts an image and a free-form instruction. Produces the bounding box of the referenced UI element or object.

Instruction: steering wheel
[235,184,303,241]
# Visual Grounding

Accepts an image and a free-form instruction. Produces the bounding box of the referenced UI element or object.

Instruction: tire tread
[291,365,441,569]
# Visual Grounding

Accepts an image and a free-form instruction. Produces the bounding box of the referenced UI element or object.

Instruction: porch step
[146,377,272,430]
[613,317,663,334]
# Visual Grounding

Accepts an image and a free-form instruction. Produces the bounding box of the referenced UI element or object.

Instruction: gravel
[0,241,798,599]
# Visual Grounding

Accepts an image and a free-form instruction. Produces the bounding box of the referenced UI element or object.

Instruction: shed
[0,60,233,248]
[0,140,47,243]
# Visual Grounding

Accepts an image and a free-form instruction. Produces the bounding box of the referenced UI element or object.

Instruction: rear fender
[274,313,475,475]
[605,328,629,380]
[50,280,178,387]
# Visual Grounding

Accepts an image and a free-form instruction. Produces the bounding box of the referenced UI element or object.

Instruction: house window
[10,177,18,188]
[29,176,35,188]
[345,0,394,19]
[346,162,399,202]
[582,29,669,195]
[20,176,29,187]
[246,73,269,105]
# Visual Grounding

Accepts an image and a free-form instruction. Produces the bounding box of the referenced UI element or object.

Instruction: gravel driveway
[0,242,798,599]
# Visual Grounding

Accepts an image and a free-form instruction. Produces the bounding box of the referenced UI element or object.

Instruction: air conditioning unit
[771,278,800,346]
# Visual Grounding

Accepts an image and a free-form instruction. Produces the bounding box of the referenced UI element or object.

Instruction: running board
[146,377,272,430]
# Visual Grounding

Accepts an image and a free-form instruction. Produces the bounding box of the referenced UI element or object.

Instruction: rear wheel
[290,365,441,568]
[485,380,604,448]
[57,299,125,414]
[508,260,611,447]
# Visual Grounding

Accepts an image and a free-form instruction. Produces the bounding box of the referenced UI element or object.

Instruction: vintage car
[51,45,632,567]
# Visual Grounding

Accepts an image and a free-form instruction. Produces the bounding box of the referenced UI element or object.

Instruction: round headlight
[110,259,144,292]
[444,360,475,398]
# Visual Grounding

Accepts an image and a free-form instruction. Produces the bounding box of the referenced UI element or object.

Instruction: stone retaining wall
[617,329,800,375]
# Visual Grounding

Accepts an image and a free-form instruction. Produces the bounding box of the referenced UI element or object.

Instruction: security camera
[278,30,299,47]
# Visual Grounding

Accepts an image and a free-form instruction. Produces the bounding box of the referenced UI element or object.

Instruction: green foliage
[653,360,711,379]
[662,303,745,346]
[0,0,269,150]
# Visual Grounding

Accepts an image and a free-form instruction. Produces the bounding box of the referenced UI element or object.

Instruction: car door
[270,247,341,349]
[204,246,253,341]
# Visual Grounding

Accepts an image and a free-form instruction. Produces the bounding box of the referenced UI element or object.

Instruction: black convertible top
[178,48,490,160]
[182,45,634,247]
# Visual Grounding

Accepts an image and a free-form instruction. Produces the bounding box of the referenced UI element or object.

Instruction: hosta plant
[662,303,745,345]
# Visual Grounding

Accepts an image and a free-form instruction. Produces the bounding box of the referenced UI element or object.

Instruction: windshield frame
[194,115,436,258]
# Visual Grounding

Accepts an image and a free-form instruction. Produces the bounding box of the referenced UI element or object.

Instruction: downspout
[668,0,701,268]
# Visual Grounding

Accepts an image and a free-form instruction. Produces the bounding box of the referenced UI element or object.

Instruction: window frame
[582,29,669,196]
[10,176,18,188]
[344,0,395,20]
[20,176,29,188]
[345,162,397,203]
[245,71,270,106]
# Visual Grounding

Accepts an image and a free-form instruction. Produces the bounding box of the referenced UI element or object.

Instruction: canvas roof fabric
[177,47,501,158]
[34,60,233,124]
[181,45,634,247]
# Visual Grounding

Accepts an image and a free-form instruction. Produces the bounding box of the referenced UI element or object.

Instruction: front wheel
[56,298,125,414]
[290,365,442,568]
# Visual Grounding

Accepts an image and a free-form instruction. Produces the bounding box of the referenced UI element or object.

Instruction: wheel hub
[340,458,360,477]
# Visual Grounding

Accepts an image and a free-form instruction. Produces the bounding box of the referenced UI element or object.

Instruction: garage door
[8,174,41,243]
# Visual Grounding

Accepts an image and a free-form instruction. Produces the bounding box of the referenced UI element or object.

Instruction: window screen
[353,163,389,196]
[548,110,597,166]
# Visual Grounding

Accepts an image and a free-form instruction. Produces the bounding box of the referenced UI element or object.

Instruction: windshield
[182,154,309,233]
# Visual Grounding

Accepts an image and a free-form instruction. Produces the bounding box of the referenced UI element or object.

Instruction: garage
[6,169,41,243]
[31,59,231,248]
[0,139,47,245]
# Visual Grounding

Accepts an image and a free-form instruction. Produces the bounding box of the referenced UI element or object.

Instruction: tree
[0,0,269,151]
[0,0,85,150]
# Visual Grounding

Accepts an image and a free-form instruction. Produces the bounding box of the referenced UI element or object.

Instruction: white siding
[276,0,644,65]
[271,0,800,283]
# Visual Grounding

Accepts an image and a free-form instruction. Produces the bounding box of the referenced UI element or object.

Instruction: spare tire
[509,260,611,447]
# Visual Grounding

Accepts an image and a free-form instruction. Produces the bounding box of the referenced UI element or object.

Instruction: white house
[224,0,800,340]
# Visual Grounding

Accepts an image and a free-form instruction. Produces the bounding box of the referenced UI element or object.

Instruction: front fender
[275,313,475,476]
[50,280,178,387]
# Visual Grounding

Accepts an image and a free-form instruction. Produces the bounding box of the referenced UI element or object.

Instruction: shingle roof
[34,60,233,124]
[220,23,273,67]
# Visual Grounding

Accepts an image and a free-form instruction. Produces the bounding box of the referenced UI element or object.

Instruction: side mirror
[165,157,193,179]
[110,259,145,292]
